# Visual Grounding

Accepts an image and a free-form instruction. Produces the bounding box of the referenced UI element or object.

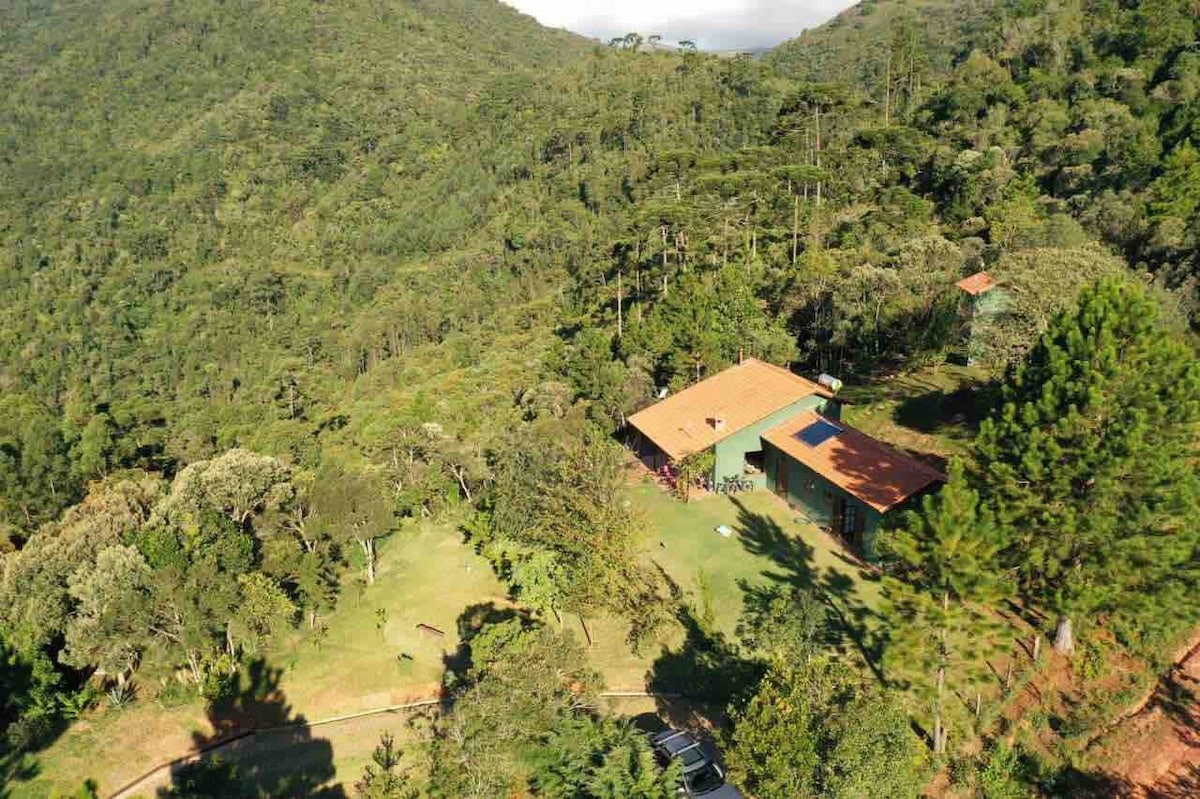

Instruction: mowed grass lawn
[840,363,989,467]
[632,480,886,658]
[13,521,507,798]
[20,485,888,796]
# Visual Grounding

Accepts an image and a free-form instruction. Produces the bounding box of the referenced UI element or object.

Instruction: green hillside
[1,0,1198,796]
[0,0,775,528]
[767,0,996,86]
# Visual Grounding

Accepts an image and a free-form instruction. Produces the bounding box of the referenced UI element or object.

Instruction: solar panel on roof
[795,419,842,447]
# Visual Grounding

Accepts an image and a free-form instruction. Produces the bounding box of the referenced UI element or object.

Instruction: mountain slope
[767,0,996,87]
[0,0,780,528]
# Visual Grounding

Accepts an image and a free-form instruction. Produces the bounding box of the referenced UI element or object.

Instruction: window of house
[744,451,765,474]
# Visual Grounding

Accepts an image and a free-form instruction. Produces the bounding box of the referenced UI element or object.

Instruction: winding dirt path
[106,698,442,799]
[105,691,673,799]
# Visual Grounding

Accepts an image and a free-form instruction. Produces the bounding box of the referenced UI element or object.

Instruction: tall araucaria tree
[975,278,1200,655]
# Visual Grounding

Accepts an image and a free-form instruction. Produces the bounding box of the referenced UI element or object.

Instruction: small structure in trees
[955,271,1009,365]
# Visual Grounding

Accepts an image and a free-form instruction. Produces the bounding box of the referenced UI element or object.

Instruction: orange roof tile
[956,271,996,296]
[763,411,945,513]
[628,358,832,461]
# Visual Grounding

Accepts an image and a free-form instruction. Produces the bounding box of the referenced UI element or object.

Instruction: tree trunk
[187,651,202,685]
[814,106,822,209]
[226,621,236,664]
[360,537,376,585]
[792,194,799,265]
[617,270,623,338]
[934,664,946,754]
[1054,616,1074,655]
[451,464,473,502]
[884,52,891,126]
[935,589,949,754]
[723,218,728,266]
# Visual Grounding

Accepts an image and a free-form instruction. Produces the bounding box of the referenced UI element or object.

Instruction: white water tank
[818,373,843,393]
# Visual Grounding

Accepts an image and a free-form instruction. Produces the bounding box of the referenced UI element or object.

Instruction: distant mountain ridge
[766,0,997,85]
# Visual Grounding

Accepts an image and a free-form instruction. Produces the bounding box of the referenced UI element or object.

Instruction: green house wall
[972,286,1010,316]
[762,441,885,561]
[965,287,1012,365]
[711,395,836,490]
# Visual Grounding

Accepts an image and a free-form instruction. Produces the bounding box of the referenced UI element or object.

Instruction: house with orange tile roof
[628,358,944,559]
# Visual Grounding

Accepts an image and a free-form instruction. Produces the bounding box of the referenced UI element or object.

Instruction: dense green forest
[1,0,1198,796]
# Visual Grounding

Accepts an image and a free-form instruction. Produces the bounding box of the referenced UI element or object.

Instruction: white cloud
[503,0,855,51]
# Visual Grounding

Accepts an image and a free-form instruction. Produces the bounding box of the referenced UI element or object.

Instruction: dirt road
[108,700,440,799]
[106,691,672,798]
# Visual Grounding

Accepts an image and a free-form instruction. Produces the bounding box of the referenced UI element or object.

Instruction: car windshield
[684,763,725,795]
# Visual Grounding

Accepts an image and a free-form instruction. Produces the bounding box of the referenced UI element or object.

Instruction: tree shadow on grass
[646,606,765,731]
[441,601,536,691]
[730,498,887,684]
[0,653,87,796]
[891,379,993,438]
[158,659,344,798]
[0,751,38,799]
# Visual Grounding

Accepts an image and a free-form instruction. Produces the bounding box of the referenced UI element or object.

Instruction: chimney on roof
[712,416,727,433]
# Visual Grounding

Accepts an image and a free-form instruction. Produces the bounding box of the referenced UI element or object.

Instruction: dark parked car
[649,728,744,798]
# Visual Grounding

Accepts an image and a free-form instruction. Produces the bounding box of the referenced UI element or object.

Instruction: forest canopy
[1,0,1198,794]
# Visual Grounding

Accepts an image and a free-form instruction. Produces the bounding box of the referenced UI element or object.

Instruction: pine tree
[975,278,1200,654]
[726,659,925,799]
[726,663,827,799]
[880,460,1004,754]
[356,733,417,799]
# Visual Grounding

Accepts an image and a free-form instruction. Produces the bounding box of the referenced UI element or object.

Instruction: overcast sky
[502,0,857,52]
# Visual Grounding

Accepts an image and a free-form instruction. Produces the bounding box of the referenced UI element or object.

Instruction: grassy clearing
[13,521,505,798]
[840,364,990,470]
[23,483,880,796]
[274,520,507,716]
[633,481,885,644]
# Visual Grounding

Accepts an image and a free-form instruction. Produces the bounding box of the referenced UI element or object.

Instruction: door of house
[832,497,864,551]
[842,503,859,547]
[775,457,788,496]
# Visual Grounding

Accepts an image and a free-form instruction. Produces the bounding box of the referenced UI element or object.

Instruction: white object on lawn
[716,525,733,538]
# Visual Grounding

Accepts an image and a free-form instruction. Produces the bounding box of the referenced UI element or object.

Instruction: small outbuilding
[956,271,1010,365]
[628,358,945,560]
